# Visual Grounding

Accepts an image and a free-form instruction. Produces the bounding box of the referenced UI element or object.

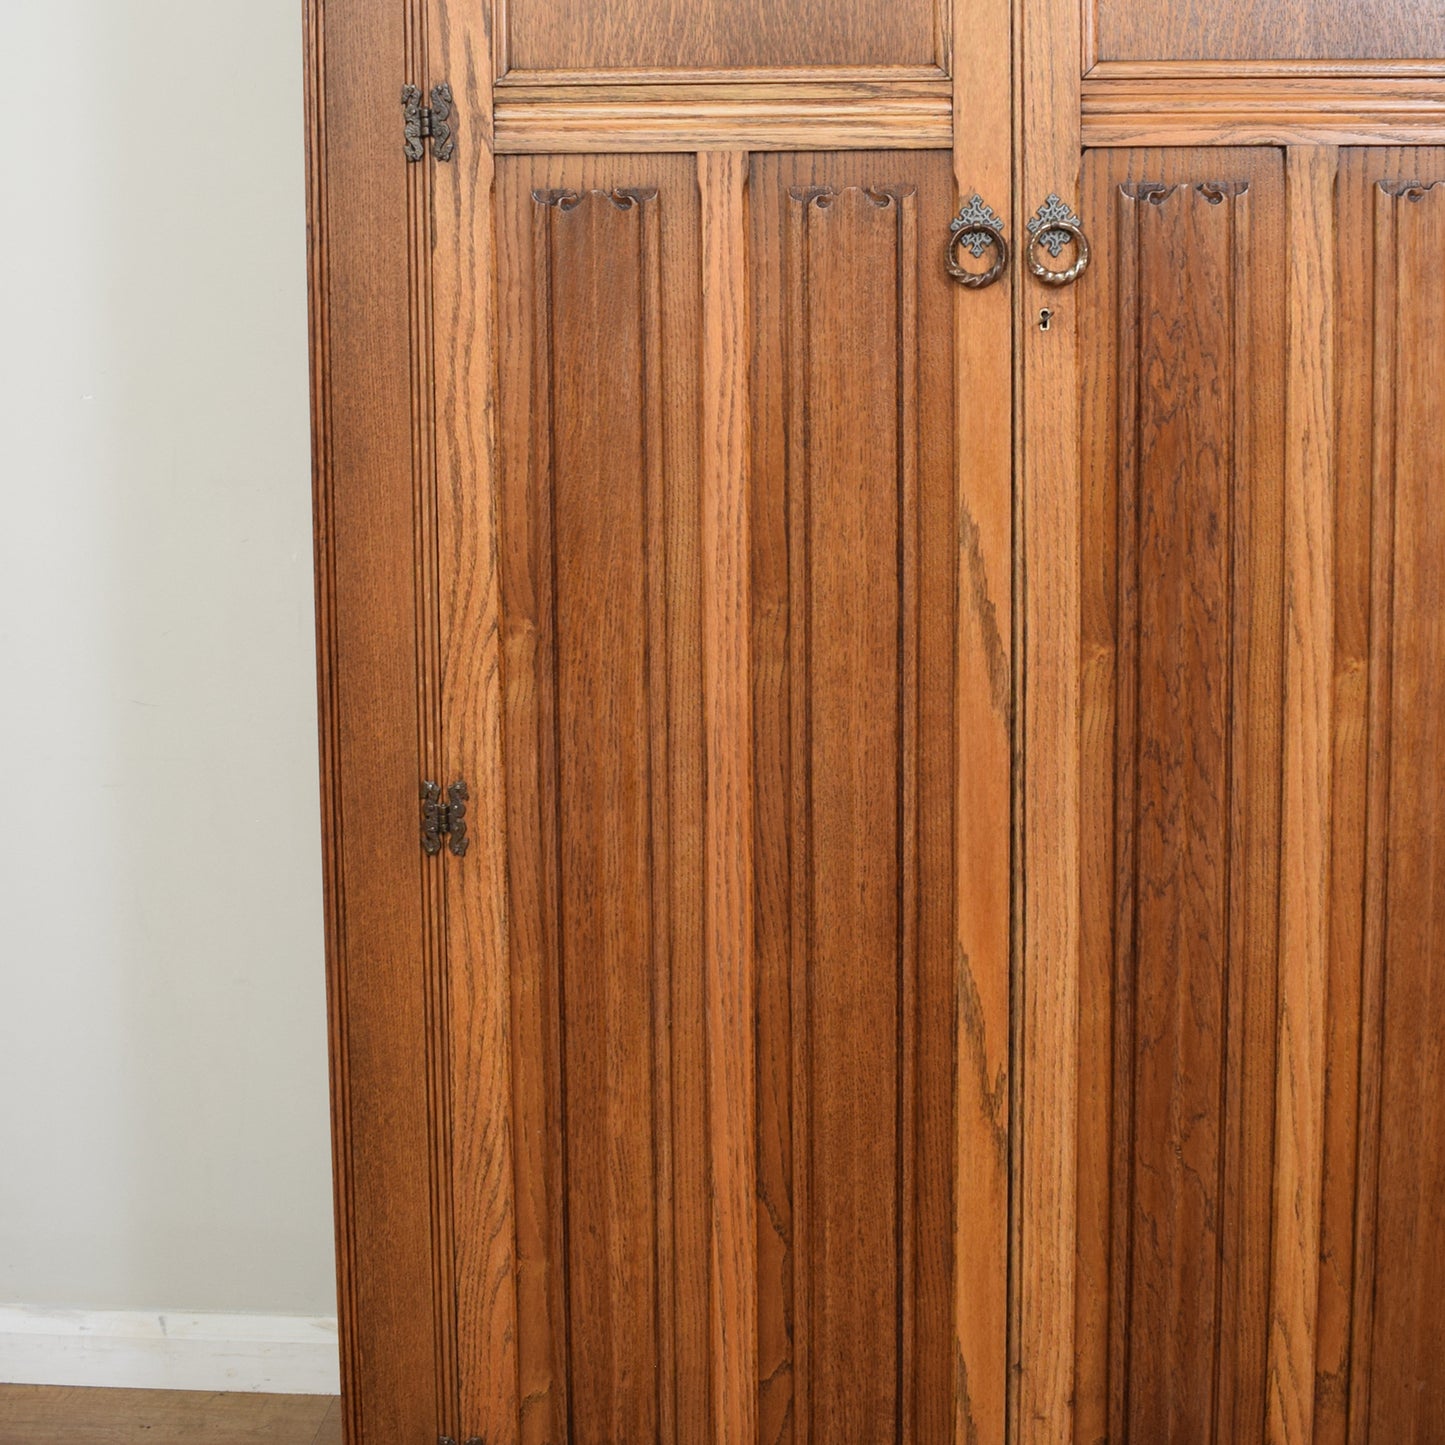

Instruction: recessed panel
[494,153,710,1445]
[1094,0,1445,63]
[750,150,958,1444]
[1326,152,1445,1442]
[1075,148,1288,1445]
[506,0,940,73]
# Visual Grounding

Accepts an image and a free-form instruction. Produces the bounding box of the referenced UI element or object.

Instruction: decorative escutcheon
[946,193,1009,289]
[1026,194,1090,286]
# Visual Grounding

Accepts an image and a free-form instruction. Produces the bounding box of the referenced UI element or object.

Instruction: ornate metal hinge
[421,780,469,857]
[439,1437,484,1445]
[403,82,455,162]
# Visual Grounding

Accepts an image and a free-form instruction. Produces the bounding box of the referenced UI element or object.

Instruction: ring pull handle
[946,193,1009,289]
[1026,194,1090,287]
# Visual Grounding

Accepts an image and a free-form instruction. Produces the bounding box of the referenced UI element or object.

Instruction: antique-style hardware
[403,83,455,162]
[1038,307,1053,331]
[946,193,1009,288]
[438,1438,484,1445]
[421,780,469,857]
[1026,194,1090,286]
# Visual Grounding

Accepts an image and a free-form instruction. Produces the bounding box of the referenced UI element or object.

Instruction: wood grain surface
[951,0,1014,1434]
[1075,149,1287,1445]
[748,150,958,1444]
[0,1388,342,1445]
[1016,0,1083,1433]
[1081,75,1445,147]
[428,0,521,1440]
[1310,146,1384,1445]
[503,0,942,74]
[1357,169,1445,1445]
[1316,150,1445,1445]
[1092,0,1445,63]
[491,80,953,153]
[698,148,758,1445]
[305,0,449,1440]
[1265,142,1338,1445]
[493,154,708,1445]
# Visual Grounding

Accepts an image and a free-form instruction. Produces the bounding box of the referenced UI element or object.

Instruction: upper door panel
[503,0,946,75]
[1092,0,1445,64]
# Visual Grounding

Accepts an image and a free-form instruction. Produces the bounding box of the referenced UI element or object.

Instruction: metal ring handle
[946,221,1009,289]
[1026,218,1090,287]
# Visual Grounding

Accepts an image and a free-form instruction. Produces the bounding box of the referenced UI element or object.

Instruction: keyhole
[1038,308,1053,331]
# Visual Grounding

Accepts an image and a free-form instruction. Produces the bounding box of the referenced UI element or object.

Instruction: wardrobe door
[1014,0,1445,1437]
[416,0,1017,1436]
[307,0,1014,1435]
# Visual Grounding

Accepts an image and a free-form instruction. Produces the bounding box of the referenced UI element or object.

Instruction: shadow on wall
[0,0,336,1318]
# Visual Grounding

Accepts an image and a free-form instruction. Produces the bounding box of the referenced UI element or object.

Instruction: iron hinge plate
[403,82,455,162]
[421,780,469,857]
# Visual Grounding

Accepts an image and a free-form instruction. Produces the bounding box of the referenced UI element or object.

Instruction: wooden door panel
[494,153,709,1445]
[503,0,942,75]
[1320,149,1445,1445]
[1075,148,1287,1445]
[1091,0,1445,64]
[749,151,958,1445]
[1366,167,1445,1444]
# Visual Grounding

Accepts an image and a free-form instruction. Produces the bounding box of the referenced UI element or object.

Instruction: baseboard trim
[0,1305,340,1395]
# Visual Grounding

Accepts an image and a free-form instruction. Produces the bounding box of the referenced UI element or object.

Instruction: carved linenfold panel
[1364,170,1445,1439]
[1076,150,1288,1445]
[750,154,958,1444]
[793,181,917,1444]
[1116,177,1246,1443]
[1326,157,1445,1442]
[534,174,665,1444]
[495,157,708,1445]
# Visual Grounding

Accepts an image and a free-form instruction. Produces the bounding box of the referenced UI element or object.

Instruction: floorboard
[0,1385,342,1445]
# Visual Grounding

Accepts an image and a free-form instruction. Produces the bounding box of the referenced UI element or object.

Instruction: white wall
[0,0,335,1340]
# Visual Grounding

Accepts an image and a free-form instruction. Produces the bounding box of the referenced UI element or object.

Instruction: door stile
[698,150,759,1445]
[429,1,523,1441]
[1015,0,1083,1436]
[306,0,457,1437]
[950,0,1014,1439]
[1264,142,1338,1445]
[404,1,465,1436]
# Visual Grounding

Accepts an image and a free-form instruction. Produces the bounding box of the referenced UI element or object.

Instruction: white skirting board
[0,1306,341,1394]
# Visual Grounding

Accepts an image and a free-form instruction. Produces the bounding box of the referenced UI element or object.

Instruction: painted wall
[0,0,335,1325]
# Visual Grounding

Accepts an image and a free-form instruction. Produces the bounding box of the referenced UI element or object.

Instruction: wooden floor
[0,1386,342,1444]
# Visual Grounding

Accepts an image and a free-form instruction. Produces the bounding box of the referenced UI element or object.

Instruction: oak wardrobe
[304,0,1445,1439]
